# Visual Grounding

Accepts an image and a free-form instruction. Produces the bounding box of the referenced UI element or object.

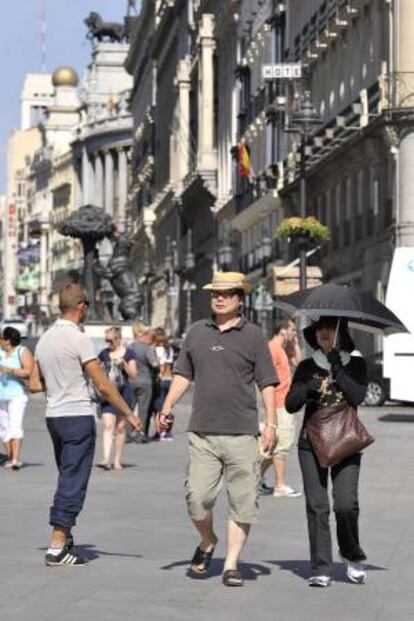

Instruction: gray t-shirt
[126,341,159,386]
[35,318,96,417]
[174,317,279,435]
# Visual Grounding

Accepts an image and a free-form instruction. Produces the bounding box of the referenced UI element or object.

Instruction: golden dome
[52,66,79,88]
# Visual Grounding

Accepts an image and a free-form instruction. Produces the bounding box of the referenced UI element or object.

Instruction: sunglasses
[211,290,239,299]
[79,299,90,308]
[105,339,114,345]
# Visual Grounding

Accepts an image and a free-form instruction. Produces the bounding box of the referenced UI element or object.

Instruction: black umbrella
[277,283,407,335]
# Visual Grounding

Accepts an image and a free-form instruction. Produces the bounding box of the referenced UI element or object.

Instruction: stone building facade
[125,0,414,347]
[4,29,135,326]
[126,0,218,333]
[72,42,133,225]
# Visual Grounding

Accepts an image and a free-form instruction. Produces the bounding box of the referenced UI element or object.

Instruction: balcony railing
[366,210,375,237]
[381,72,414,111]
[354,214,363,241]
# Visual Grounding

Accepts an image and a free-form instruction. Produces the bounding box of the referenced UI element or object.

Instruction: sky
[0,0,137,194]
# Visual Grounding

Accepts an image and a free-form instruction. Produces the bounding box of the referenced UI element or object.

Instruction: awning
[231,191,280,232]
[273,265,322,296]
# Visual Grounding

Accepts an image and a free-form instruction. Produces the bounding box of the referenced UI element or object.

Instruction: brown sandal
[222,569,244,587]
[189,544,216,575]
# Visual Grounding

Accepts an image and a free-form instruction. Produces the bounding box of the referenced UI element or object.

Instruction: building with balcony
[212,0,414,347]
[71,41,133,225]
[20,67,80,326]
[5,23,135,326]
[271,0,414,351]
[126,0,218,332]
[125,0,414,345]
[4,123,43,319]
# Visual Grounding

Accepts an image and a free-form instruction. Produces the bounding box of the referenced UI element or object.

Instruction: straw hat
[202,271,253,294]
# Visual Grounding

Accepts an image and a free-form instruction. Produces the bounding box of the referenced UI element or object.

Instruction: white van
[1,317,29,339]
[383,248,414,403]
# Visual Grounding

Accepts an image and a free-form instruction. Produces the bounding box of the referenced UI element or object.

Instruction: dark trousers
[46,416,96,531]
[298,445,366,577]
[153,378,172,414]
[133,384,153,436]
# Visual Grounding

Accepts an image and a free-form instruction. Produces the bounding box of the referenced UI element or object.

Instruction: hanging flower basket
[275,216,331,244]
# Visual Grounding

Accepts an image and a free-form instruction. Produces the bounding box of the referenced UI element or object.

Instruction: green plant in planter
[275,216,331,243]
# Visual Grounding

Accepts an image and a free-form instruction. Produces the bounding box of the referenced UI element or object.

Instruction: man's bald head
[59,283,89,313]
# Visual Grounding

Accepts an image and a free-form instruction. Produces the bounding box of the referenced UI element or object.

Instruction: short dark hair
[2,326,22,347]
[59,283,88,313]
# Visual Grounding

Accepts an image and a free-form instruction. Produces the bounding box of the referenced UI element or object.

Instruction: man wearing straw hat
[159,272,279,587]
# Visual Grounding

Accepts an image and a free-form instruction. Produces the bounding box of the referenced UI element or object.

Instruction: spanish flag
[238,142,251,178]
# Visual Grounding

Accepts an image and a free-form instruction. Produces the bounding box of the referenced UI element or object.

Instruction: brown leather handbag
[305,401,375,468]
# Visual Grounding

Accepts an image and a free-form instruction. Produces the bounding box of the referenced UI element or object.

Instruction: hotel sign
[262,63,303,80]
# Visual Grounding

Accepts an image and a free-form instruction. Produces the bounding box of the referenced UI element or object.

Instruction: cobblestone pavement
[1,394,413,621]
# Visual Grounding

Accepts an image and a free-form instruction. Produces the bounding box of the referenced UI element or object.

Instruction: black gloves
[327,348,343,374]
[307,377,321,397]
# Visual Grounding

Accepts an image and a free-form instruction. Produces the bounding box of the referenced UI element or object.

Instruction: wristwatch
[265,422,278,430]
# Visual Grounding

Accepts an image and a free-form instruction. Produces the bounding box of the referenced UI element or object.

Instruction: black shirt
[174,316,279,435]
[285,356,368,448]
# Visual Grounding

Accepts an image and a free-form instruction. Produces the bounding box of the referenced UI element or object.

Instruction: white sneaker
[273,485,302,498]
[308,575,332,587]
[346,562,366,584]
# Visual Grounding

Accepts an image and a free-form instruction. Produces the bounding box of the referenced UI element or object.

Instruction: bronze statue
[57,205,113,319]
[84,12,125,43]
[126,0,138,16]
[94,233,143,320]
[58,205,143,321]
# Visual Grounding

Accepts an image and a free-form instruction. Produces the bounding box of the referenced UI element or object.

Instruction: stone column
[395,0,414,246]
[74,159,82,208]
[117,147,128,222]
[104,149,114,216]
[397,132,414,245]
[197,14,216,170]
[81,148,90,204]
[176,57,191,184]
[95,153,104,208]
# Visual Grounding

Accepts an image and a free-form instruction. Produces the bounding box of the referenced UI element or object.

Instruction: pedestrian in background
[127,322,159,441]
[0,327,34,470]
[286,316,368,587]
[159,272,278,587]
[284,318,303,369]
[97,326,137,470]
[28,283,140,567]
[260,319,301,498]
[153,327,174,441]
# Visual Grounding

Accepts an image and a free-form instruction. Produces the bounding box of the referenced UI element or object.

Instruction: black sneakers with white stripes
[45,543,88,567]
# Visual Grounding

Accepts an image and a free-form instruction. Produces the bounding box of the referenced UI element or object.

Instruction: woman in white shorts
[0,327,34,470]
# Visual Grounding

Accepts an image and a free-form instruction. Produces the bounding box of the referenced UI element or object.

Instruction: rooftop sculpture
[84,12,125,43]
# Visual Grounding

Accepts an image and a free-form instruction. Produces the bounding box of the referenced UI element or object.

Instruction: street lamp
[142,250,153,325]
[289,90,322,290]
[261,229,272,277]
[164,236,176,335]
[218,220,233,271]
[182,228,196,332]
[254,222,274,336]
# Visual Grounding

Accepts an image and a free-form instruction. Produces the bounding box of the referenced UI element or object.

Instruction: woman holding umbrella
[285,316,368,587]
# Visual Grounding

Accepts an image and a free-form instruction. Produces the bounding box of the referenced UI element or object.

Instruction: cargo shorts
[259,407,296,458]
[185,432,260,524]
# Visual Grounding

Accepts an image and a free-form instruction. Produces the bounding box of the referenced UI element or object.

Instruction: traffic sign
[262,63,303,80]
